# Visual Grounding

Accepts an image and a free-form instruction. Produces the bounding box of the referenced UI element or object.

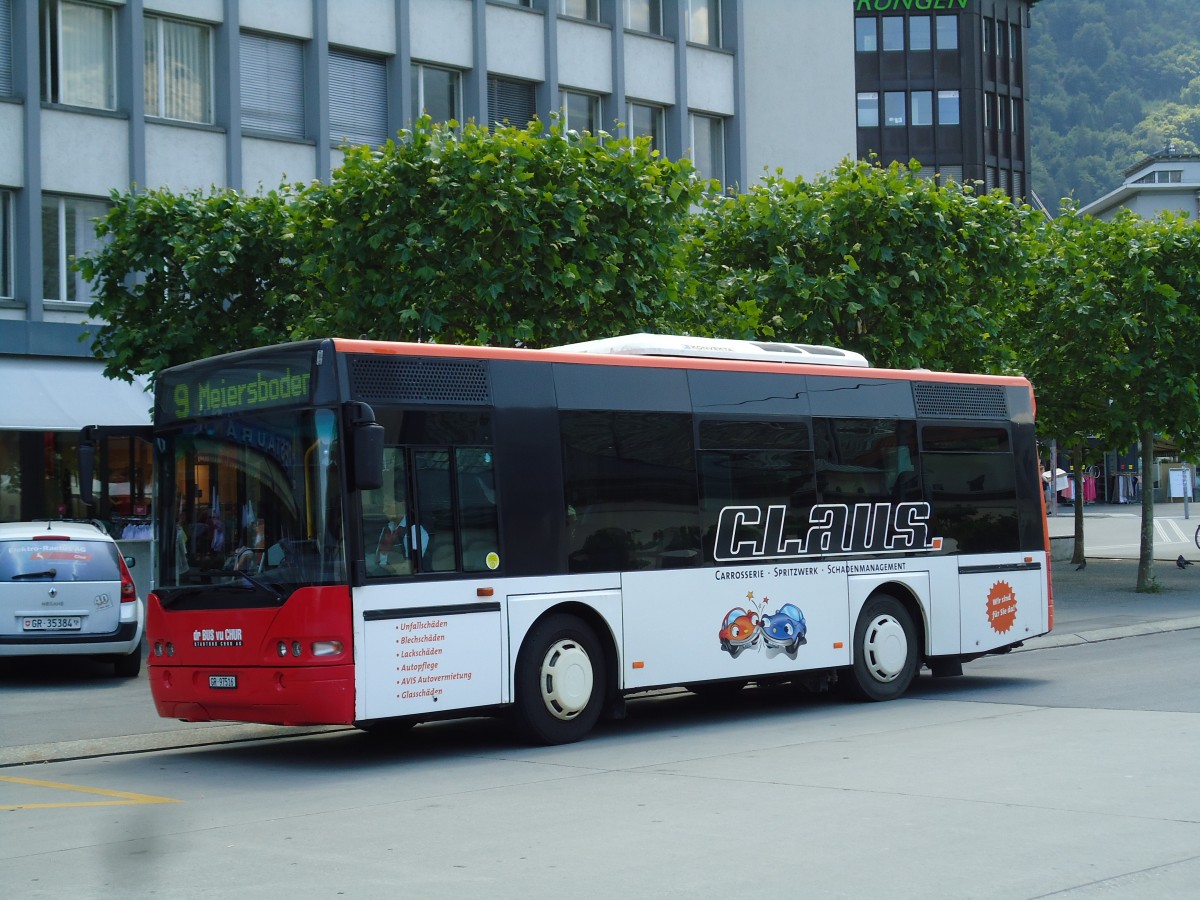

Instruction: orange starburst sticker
[987,580,1017,634]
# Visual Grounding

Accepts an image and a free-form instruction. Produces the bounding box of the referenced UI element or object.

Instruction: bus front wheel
[514,614,606,745]
[844,595,918,702]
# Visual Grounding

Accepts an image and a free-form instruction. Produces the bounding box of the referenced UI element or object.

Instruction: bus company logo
[193,627,245,647]
[713,502,940,562]
[986,581,1017,634]
[718,592,808,660]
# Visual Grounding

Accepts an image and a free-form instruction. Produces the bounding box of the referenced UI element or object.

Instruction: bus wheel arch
[843,589,923,702]
[512,607,614,745]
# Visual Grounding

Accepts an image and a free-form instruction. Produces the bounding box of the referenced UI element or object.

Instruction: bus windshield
[158,408,344,601]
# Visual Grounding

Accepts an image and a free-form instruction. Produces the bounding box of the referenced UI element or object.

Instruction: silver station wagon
[0,521,145,677]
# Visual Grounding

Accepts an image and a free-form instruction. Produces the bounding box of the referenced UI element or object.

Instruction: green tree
[685,159,1035,372]
[1020,207,1200,590]
[78,187,307,382]
[298,117,703,347]
[79,118,704,383]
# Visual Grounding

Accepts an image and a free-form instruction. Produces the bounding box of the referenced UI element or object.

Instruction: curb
[1019,616,1200,651]
[0,723,351,769]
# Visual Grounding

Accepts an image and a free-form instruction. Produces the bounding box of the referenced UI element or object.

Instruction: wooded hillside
[1029,0,1200,207]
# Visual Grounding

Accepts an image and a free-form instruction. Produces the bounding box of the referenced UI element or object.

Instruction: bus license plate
[209,675,237,689]
[23,616,82,631]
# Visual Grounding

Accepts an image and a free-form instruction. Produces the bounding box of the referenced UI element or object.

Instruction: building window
[628,101,663,152]
[884,91,905,127]
[626,0,662,34]
[912,91,933,127]
[687,0,719,47]
[560,0,598,20]
[938,90,959,126]
[856,92,879,128]
[330,49,388,146]
[1010,23,1019,60]
[0,188,11,299]
[562,89,600,135]
[488,75,536,128]
[493,0,532,5]
[854,18,876,52]
[690,113,724,186]
[881,16,903,51]
[936,15,957,50]
[982,18,989,54]
[1,0,13,95]
[240,32,305,139]
[909,16,930,52]
[41,194,108,303]
[41,0,115,109]
[412,63,461,125]
[144,15,212,123]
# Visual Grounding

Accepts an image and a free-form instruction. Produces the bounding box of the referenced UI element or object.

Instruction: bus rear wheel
[514,614,605,745]
[844,595,918,702]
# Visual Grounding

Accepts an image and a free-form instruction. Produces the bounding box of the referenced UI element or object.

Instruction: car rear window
[0,540,120,582]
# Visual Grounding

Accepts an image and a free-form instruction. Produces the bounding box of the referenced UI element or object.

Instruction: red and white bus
[143,334,1051,743]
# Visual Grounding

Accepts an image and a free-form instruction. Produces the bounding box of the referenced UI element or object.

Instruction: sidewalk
[1023,556,1200,650]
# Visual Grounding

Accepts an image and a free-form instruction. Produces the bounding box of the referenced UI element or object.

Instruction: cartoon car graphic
[760,603,807,659]
[719,607,760,658]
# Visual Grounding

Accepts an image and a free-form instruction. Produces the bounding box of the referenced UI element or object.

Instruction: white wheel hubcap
[540,639,594,721]
[863,615,908,682]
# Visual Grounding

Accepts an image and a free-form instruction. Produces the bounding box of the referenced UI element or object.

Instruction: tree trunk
[1136,428,1156,592]
[1071,447,1086,565]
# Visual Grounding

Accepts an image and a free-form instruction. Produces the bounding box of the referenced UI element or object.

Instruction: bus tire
[514,614,605,745]
[844,595,918,702]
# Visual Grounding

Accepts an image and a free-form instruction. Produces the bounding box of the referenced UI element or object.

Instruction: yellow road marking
[0,774,182,810]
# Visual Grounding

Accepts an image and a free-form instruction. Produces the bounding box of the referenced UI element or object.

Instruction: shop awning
[0,357,152,431]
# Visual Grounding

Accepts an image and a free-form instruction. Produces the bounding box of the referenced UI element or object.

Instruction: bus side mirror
[79,426,99,506]
[347,403,384,491]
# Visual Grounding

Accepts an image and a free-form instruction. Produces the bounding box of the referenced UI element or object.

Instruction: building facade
[1079,148,1200,222]
[852,0,1036,200]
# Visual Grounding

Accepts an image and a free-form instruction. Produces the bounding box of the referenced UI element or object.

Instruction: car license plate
[23,616,83,631]
[209,675,237,689]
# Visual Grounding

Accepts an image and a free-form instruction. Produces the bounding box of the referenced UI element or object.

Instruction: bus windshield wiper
[12,569,57,579]
[229,569,286,603]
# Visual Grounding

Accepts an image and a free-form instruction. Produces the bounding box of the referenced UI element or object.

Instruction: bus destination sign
[159,351,316,423]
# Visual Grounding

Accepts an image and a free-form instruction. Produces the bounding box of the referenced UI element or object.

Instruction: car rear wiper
[12,569,57,579]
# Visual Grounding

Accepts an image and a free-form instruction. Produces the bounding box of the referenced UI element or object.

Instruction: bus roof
[329,336,1030,388]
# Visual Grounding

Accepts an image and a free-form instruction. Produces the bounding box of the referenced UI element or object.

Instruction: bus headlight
[312,641,343,657]
[277,641,288,658]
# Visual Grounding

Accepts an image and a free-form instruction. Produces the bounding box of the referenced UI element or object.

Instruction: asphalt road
[3,629,1200,900]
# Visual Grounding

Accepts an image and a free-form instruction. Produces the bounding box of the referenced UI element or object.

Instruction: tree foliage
[686,159,1035,372]
[79,188,306,382]
[80,118,703,381]
[298,117,702,347]
[1017,208,1200,588]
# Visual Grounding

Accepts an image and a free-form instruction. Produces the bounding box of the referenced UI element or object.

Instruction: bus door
[353,439,508,722]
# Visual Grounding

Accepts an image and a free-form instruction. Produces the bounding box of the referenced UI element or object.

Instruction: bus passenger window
[457,448,499,572]
[365,450,423,577]
[561,411,699,573]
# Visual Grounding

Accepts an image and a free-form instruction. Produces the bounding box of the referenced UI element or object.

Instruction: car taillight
[118,554,137,603]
